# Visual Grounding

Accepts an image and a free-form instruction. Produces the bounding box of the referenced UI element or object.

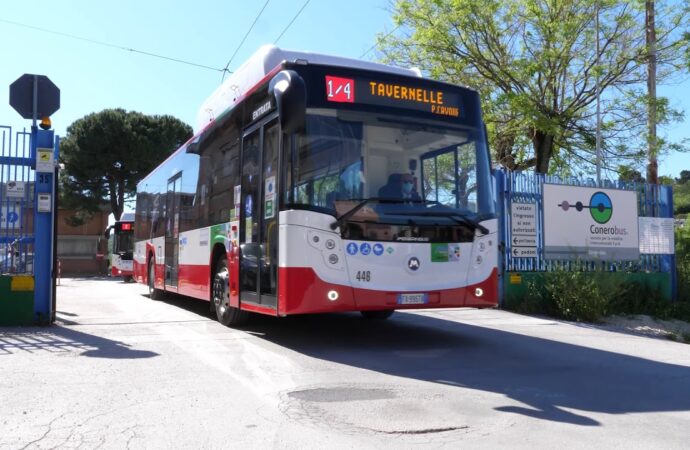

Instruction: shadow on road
[239,311,690,427]
[0,325,159,360]
[122,292,690,427]
[139,292,215,318]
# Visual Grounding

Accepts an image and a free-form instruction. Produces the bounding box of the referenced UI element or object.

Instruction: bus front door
[165,174,181,289]
[239,118,279,310]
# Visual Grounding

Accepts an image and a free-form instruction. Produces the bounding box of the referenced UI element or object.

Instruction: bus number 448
[355,270,371,282]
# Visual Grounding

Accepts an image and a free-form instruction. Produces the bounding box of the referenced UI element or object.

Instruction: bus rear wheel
[360,310,395,320]
[148,260,163,300]
[213,257,249,327]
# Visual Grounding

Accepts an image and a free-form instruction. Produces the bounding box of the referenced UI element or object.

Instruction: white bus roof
[194,45,421,133]
[119,212,135,222]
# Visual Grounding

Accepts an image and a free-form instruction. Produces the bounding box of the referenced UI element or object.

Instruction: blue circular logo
[346,242,358,255]
[373,243,384,256]
[7,212,19,223]
[360,243,371,255]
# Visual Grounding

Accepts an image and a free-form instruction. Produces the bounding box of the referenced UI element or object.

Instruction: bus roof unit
[194,45,421,134]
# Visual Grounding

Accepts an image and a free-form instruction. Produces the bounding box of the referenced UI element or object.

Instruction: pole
[594,2,601,186]
[32,75,38,128]
[646,0,658,185]
[33,129,55,324]
[51,136,60,322]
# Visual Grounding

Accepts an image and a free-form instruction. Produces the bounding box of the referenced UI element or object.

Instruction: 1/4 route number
[326,76,354,103]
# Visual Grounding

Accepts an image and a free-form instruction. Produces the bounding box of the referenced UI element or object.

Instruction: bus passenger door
[239,117,279,310]
[165,174,181,288]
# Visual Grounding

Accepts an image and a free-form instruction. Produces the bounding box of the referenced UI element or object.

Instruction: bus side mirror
[269,70,306,134]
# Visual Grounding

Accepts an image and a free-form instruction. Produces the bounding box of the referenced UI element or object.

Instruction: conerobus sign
[543,184,639,261]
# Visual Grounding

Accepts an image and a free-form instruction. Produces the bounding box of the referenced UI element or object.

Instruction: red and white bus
[134,46,497,326]
[107,213,135,282]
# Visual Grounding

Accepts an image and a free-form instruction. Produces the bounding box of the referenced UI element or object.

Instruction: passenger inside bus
[378,173,421,201]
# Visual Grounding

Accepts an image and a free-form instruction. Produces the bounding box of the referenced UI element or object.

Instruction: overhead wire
[273,0,311,44]
[0,18,224,73]
[360,24,401,59]
[220,0,272,82]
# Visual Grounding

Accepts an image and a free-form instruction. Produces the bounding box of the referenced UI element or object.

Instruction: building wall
[56,209,110,276]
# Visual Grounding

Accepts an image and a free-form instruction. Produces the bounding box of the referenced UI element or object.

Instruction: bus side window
[209,141,240,224]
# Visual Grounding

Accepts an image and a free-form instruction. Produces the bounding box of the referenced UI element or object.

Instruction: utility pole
[594,2,601,186]
[646,0,658,185]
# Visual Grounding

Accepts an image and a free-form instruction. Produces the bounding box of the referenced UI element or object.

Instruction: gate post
[494,168,507,307]
[33,127,57,324]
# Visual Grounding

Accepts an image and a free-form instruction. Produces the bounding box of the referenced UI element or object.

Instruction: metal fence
[0,125,35,274]
[495,169,675,276]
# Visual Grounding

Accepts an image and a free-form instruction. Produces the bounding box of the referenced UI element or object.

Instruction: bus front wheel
[148,260,163,300]
[360,310,395,320]
[212,257,249,327]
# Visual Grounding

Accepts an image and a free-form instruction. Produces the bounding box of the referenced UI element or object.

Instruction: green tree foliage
[617,164,646,183]
[675,171,690,215]
[378,0,690,174]
[60,109,192,222]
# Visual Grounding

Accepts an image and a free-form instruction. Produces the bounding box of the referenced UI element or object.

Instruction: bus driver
[378,173,421,201]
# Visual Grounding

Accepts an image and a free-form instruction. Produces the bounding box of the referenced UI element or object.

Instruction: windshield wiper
[329,197,400,230]
[391,211,490,235]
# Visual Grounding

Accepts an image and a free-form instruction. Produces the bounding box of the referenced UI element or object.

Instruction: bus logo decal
[408,257,420,271]
[373,243,384,256]
[346,242,358,255]
[360,242,371,256]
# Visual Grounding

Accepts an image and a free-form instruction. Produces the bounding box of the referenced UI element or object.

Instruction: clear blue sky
[1,0,688,179]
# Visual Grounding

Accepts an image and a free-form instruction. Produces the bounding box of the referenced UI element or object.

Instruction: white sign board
[5,181,25,199]
[512,235,537,247]
[36,148,55,173]
[510,202,538,257]
[37,193,52,213]
[511,203,537,236]
[511,247,537,258]
[543,184,639,261]
[639,217,675,254]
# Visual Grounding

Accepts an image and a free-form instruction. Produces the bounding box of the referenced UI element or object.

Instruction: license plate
[121,261,133,270]
[397,293,428,305]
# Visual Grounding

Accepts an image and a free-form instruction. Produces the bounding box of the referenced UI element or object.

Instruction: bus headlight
[475,287,484,297]
[328,254,339,265]
[327,290,339,301]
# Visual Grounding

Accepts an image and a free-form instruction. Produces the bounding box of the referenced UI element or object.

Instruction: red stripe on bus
[278,267,498,315]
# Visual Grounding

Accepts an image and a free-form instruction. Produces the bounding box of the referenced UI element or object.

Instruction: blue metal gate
[495,169,676,300]
[1,124,59,324]
[0,126,34,274]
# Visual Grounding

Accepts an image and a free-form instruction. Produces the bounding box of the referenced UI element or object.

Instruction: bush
[512,272,675,324]
[506,218,690,324]
[518,270,618,323]
[676,222,690,302]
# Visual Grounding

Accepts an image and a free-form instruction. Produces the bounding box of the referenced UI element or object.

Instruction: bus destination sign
[325,75,462,118]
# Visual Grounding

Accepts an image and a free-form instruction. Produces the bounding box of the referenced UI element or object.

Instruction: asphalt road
[1,278,689,449]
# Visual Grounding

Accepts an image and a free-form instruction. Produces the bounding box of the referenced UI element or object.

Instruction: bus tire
[360,310,395,320]
[123,275,133,283]
[148,259,163,300]
[213,257,249,327]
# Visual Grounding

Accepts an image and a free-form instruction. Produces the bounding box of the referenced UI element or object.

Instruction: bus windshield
[286,108,494,232]
[114,231,133,254]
